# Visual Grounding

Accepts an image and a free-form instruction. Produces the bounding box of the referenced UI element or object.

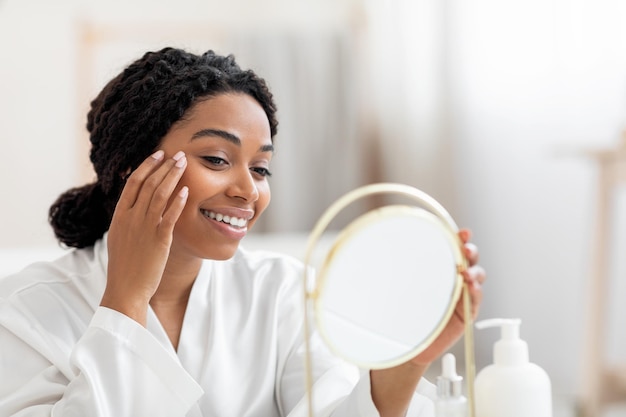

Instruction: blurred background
[1,0,625,415]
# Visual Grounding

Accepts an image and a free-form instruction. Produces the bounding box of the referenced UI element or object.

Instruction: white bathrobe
[0,236,436,416]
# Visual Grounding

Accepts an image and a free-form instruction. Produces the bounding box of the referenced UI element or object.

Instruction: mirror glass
[313,205,462,369]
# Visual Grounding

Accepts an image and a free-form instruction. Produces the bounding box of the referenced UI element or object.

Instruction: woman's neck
[149,255,203,351]
[150,254,202,307]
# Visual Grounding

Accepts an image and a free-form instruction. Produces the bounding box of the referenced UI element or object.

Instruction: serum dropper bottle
[435,353,468,417]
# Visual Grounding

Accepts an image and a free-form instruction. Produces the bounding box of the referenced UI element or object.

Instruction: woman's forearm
[370,362,429,417]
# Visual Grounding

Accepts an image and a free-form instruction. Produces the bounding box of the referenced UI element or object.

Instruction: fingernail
[172,151,185,161]
[151,150,164,160]
[175,155,186,168]
[179,186,189,198]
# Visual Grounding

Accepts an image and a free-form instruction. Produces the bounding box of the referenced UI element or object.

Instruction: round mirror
[314,205,462,369]
[303,183,469,370]
[302,183,477,417]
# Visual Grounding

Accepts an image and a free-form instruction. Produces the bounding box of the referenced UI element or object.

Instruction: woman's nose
[227,168,259,202]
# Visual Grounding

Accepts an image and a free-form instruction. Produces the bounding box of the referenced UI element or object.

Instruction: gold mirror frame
[302,183,476,417]
[315,204,463,369]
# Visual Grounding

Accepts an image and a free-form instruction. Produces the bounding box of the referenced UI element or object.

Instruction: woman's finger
[463,264,486,286]
[160,186,189,237]
[464,242,479,266]
[116,150,165,210]
[131,152,184,215]
[458,228,472,244]
[454,270,484,321]
[466,265,485,317]
[145,153,187,222]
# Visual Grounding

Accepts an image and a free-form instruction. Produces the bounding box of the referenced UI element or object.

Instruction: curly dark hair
[49,47,278,248]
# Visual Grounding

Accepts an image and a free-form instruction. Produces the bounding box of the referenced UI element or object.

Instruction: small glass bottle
[435,353,468,417]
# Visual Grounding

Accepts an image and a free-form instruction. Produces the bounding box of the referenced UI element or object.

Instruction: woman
[0,47,485,417]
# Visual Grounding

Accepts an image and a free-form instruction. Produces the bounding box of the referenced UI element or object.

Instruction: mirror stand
[301,183,476,417]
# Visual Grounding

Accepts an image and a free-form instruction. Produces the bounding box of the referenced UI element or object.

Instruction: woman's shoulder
[0,241,108,367]
[0,239,107,305]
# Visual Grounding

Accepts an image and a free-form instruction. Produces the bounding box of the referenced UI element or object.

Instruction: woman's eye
[202,156,227,167]
[252,167,272,178]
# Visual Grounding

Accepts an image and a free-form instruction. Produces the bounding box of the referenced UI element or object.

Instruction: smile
[200,209,248,228]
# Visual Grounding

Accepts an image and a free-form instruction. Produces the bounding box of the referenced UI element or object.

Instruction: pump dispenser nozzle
[475,318,528,366]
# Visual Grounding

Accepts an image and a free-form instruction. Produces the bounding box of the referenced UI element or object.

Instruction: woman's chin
[200,243,240,261]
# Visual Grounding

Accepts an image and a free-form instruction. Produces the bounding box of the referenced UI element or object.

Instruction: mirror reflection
[316,205,461,368]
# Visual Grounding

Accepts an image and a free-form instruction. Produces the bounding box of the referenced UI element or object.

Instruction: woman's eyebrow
[191,129,240,145]
[191,128,274,153]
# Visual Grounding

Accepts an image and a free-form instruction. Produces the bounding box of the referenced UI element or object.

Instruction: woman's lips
[200,208,251,239]
[200,209,248,228]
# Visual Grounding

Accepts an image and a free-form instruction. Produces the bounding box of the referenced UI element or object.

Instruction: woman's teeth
[201,210,247,227]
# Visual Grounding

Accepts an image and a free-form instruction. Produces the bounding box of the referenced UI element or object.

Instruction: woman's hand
[370,228,486,417]
[100,150,188,325]
[408,228,486,366]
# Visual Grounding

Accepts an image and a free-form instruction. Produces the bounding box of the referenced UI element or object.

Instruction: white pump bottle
[474,318,552,417]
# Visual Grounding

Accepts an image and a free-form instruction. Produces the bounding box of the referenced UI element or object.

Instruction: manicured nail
[172,151,185,161]
[179,186,189,198]
[175,155,187,168]
[151,150,164,160]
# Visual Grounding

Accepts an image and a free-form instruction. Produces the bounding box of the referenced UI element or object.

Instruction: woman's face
[158,92,273,261]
